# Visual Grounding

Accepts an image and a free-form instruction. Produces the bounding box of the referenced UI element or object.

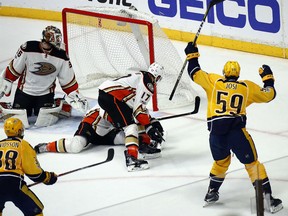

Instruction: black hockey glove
[145,124,163,143]
[259,65,274,87]
[43,171,58,185]
[150,118,164,136]
[185,42,199,60]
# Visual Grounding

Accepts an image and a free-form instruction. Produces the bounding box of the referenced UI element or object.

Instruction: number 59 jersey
[192,71,276,132]
[193,71,276,119]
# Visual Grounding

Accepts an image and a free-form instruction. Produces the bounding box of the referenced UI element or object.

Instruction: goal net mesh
[62,7,197,110]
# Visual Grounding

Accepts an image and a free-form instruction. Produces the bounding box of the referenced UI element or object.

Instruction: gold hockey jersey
[192,71,276,119]
[0,137,44,180]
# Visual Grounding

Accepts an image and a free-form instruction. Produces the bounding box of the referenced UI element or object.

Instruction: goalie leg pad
[55,98,72,118]
[34,100,63,127]
[0,103,29,128]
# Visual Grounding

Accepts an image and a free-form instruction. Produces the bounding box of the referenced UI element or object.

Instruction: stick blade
[191,96,201,114]
[106,148,115,162]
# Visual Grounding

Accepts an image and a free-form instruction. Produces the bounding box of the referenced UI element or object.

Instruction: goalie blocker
[0,98,72,128]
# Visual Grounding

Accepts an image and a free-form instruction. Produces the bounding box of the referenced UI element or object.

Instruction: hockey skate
[124,150,149,172]
[138,142,161,160]
[149,140,163,150]
[264,193,283,213]
[203,188,219,207]
[34,143,48,154]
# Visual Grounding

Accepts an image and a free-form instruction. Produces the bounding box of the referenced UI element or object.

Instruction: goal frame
[62,8,160,111]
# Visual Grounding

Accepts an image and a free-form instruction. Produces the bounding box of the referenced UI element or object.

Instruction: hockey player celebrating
[0,25,88,126]
[97,62,165,171]
[34,104,163,169]
[0,118,57,215]
[184,42,283,213]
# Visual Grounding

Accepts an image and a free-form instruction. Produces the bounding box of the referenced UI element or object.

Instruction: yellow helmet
[223,61,240,78]
[4,117,24,138]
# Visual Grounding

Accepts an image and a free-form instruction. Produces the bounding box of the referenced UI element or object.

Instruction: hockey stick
[157,96,200,121]
[169,0,225,101]
[28,148,115,187]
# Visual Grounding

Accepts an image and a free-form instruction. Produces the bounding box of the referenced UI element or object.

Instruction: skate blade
[203,201,217,208]
[127,164,150,172]
[268,203,283,213]
[138,153,161,160]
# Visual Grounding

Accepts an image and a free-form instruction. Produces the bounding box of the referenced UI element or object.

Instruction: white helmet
[42,25,62,49]
[147,62,164,83]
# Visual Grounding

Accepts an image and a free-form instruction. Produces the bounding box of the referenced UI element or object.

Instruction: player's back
[0,137,42,177]
[207,78,249,119]
[0,137,25,176]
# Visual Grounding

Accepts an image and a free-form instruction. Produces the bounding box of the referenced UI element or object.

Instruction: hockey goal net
[62,7,197,111]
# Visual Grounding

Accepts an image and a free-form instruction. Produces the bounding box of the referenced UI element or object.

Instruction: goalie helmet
[147,62,164,83]
[4,117,24,138]
[42,25,62,49]
[223,61,240,79]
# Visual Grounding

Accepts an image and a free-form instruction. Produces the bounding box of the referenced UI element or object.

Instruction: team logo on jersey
[31,62,56,75]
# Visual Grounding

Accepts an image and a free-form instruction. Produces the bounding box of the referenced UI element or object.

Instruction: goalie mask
[147,62,164,83]
[4,117,24,138]
[42,25,62,49]
[223,61,240,79]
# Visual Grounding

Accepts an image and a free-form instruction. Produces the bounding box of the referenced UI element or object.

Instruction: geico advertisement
[146,0,285,44]
[1,0,287,45]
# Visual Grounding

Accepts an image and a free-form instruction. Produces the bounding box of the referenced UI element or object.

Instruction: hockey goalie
[0,25,88,127]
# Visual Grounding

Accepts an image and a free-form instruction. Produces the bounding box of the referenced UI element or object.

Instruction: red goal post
[62,7,197,111]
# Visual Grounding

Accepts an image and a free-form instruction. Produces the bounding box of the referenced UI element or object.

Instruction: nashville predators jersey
[0,137,44,179]
[193,71,276,119]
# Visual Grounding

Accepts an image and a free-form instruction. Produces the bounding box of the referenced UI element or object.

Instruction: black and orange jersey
[82,105,117,136]
[0,137,45,182]
[98,71,154,126]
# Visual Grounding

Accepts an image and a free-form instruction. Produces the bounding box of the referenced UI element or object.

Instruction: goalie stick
[157,96,200,121]
[169,0,226,101]
[28,148,115,187]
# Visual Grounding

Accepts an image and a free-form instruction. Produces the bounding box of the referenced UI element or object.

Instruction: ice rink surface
[0,16,288,216]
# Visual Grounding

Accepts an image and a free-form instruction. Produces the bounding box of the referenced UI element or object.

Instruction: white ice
[0,16,288,216]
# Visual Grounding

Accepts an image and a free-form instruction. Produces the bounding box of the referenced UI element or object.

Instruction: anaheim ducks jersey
[4,41,78,96]
[83,105,115,136]
[98,71,154,126]
[190,70,276,134]
[0,137,44,181]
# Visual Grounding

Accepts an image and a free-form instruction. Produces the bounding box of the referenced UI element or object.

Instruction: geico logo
[148,0,280,33]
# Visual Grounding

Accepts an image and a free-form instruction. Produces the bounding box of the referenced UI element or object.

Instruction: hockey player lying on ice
[34,104,165,172]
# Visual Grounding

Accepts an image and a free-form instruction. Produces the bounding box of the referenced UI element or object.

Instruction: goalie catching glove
[259,65,274,87]
[64,90,89,113]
